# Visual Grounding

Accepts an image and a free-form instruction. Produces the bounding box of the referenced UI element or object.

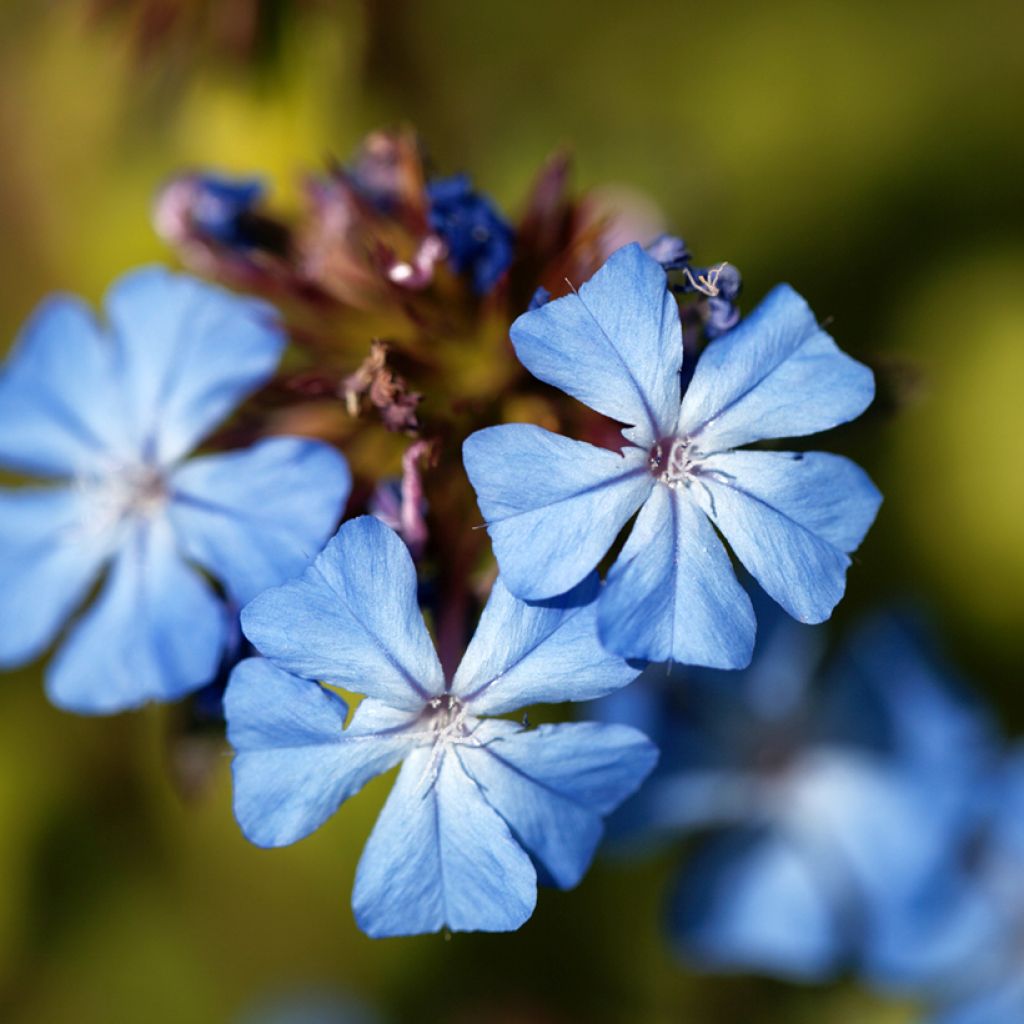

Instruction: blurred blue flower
[595,611,995,983]
[427,174,515,294]
[226,515,657,938]
[866,743,1024,1024]
[464,243,881,668]
[0,269,350,713]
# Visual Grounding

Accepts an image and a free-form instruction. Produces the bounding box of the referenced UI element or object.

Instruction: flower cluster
[1,130,895,943]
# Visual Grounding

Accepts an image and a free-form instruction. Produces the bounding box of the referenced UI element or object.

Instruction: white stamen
[651,437,702,490]
[413,695,484,791]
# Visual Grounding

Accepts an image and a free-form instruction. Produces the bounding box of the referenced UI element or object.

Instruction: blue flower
[0,268,351,714]
[866,745,1024,1024]
[225,515,657,938]
[594,612,994,983]
[464,243,881,668]
[427,174,515,295]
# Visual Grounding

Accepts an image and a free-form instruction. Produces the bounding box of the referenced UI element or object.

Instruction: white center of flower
[423,694,476,747]
[413,694,484,791]
[649,436,702,489]
[77,462,169,536]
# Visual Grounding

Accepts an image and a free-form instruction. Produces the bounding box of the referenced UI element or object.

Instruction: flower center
[78,463,169,535]
[424,694,474,746]
[649,436,701,489]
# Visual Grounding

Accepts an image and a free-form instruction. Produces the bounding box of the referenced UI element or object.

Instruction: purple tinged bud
[704,295,742,338]
[645,234,691,270]
[153,173,266,248]
[368,441,431,558]
[528,286,552,311]
[386,235,447,290]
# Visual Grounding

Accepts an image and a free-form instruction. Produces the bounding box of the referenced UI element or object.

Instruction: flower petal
[598,485,756,668]
[464,424,651,601]
[169,437,351,604]
[510,243,682,444]
[225,659,417,847]
[45,518,225,714]
[694,450,882,623]
[671,827,844,982]
[241,516,444,710]
[352,746,537,937]
[677,284,874,451]
[458,721,658,888]
[935,980,1024,1024]
[451,574,638,714]
[784,749,962,929]
[0,297,128,476]
[0,487,112,666]
[103,268,284,464]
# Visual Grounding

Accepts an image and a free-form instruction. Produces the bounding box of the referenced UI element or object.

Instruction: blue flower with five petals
[225,515,657,938]
[464,243,881,668]
[0,268,351,713]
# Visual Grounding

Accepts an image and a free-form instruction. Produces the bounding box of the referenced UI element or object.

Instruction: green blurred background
[0,2,1021,1021]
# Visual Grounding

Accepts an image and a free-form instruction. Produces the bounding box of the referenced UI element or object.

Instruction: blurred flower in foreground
[595,611,994,982]
[225,515,656,936]
[465,243,881,668]
[0,269,350,713]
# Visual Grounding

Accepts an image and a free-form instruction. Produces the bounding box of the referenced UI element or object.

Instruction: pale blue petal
[241,516,444,710]
[934,978,1024,1024]
[352,746,537,937]
[866,867,1009,993]
[677,284,875,451]
[169,437,351,604]
[103,268,284,464]
[782,749,953,917]
[598,485,755,667]
[0,487,113,666]
[225,659,417,847]
[672,828,844,981]
[458,722,658,888]
[638,772,757,834]
[0,297,128,475]
[694,450,882,623]
[45,518,225,713]
[464,424,651,600]
[509,244,682,444]
[451,574,638,714]
[828,614,995,772]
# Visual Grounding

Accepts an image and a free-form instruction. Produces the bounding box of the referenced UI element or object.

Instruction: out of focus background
[0,2,1021,1022]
